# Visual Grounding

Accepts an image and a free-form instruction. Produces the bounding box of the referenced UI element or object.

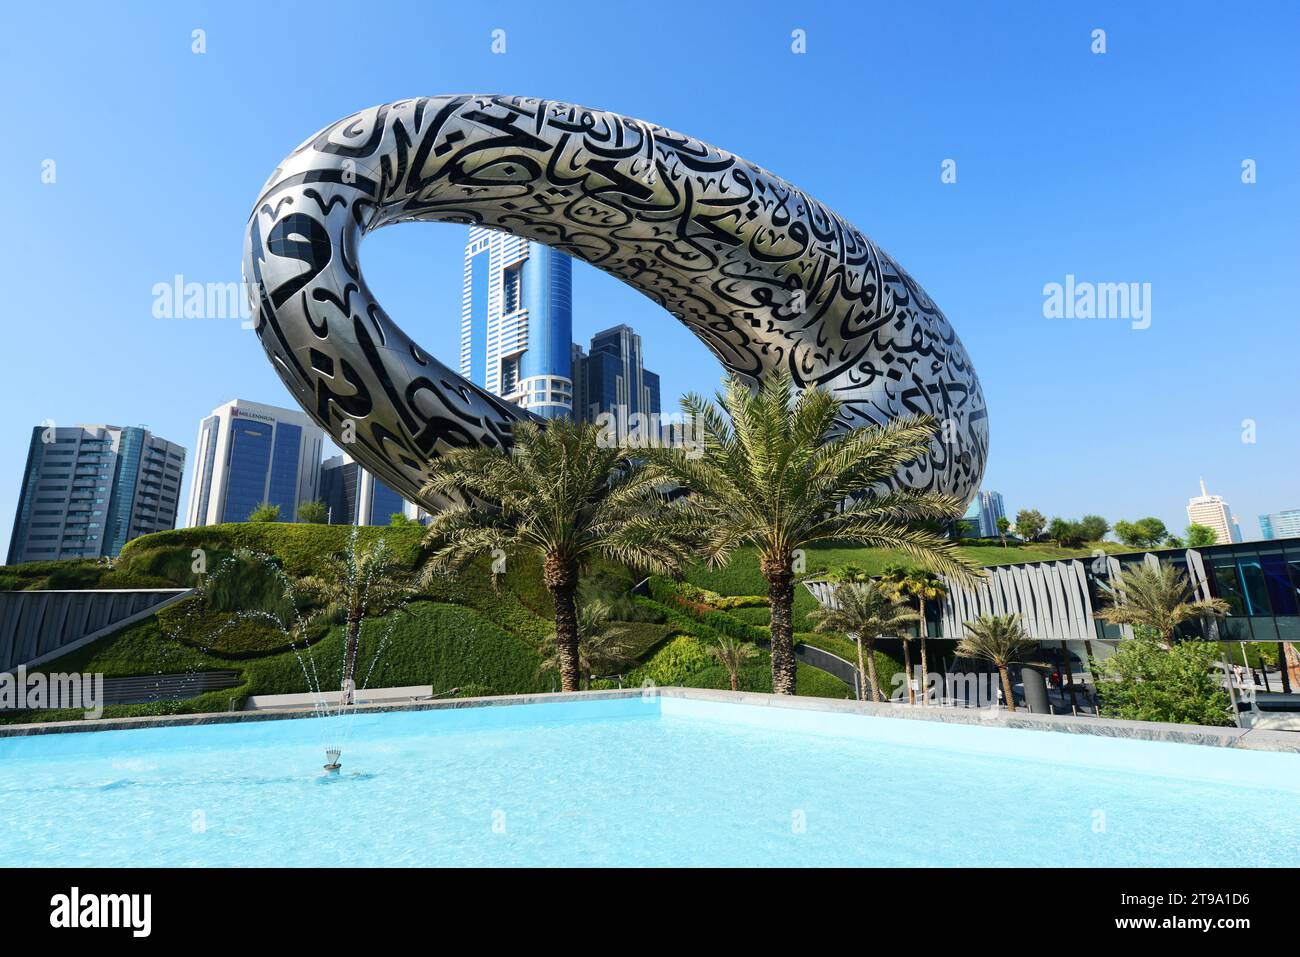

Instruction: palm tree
[882,564,948,705]
[419,418,698,692]
[807,581,918,702]
[1097,563,1230,649]
[651,370,978,696]
[298,536,411,704]
[539,600,635,689]
[955,614,1034,712]
[709,635,759,692]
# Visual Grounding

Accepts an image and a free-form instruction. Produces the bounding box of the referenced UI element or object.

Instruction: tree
[298,537,412,704]
[995,515,1011,547]
[419,417,697,692]
[652,370,978,695]
[296,499,328,524]
[389,512,418,527]
[954,614,1035,712]
[1048,518,1086,548]
[247,502,281,522]
[1078,514,1109,542]
[539,600,634,690]
[881,564,947,705]
[709,635,759,692]
[807,581,918,702]
[1014,509,1046,542]
[1093,627,1234,726]
[1096,562,1229,648]
[829,563,869,583]
[1184,523,1218,548]
[1113,517,1168,548]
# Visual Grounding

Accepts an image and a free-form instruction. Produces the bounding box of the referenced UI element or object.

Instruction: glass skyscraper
[1260,509,1300,541]
[319,454,406,526]
[460,227,574,419]
[185,399,324,526]
[573,324,661,424]
[7,424,185,563]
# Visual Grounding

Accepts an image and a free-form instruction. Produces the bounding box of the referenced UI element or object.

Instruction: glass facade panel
[1208,559,1247,616]
[267,423,302,516]
[1237,557,1272,616]
[369,480,404,525]
[1259,550,1297,615]
[221,420,272,522]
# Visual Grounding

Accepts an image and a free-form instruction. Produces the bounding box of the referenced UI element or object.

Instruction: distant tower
[1186,479,1240,545]
[319,454,407,526]
[460,228,574,419]
[977,490,1006,538]
[574,324,661,423]
[7,424,185,563]
[1259,509,1300,541]
[186,399,323,526]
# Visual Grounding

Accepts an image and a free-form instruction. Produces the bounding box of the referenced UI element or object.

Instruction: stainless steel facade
[244,96,988,511]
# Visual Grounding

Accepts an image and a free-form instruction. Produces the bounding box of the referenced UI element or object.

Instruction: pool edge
[1,687,1297,754]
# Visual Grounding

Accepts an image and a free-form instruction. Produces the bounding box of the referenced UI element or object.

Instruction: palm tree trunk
[855,635,867,702]
[865,637,882,702]
[998,664,1015,712]
[918,597,929,706]
[544,554,581,693]
[901,638,915,704]
[729,670,739,692]
[762,555,798,695]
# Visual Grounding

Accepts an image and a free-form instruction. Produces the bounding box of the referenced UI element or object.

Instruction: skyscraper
[185,399,324,526]
[460,227,574,419]
[319,454,406,526]
[7,424,185,564]
[1259,509,1300,541]
[1186,479,1241,546]
[977,490,1006,538]
[575,323,661,423]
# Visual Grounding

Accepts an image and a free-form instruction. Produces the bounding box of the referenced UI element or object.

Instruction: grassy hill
[4,524,865,724]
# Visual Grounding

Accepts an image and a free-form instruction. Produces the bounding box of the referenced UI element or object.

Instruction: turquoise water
[1,696,1297,866]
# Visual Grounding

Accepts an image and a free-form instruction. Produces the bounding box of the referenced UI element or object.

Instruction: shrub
[626,635,714,686]
[296,500,328,524]
[247,502,282,522]
[1094,627,1234,726]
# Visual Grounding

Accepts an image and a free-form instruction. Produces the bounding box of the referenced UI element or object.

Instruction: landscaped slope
[4,523,854,722]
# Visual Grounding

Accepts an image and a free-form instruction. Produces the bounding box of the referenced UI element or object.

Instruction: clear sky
[1,0,1297,560]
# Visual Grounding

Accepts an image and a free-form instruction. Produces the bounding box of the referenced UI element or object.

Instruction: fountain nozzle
[324,746,342,773]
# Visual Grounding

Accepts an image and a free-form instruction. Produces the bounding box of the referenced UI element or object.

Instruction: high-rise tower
[461,228,574,419]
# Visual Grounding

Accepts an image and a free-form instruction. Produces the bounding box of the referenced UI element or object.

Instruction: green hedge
[118,523,430,582]
[626,635,714,686]
[0,557,177,591]
[420,603,549,696]
[679,662,850,699]
[5,600,548,723]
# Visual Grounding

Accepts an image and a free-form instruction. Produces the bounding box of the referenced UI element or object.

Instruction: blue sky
[1,0,1297,560]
